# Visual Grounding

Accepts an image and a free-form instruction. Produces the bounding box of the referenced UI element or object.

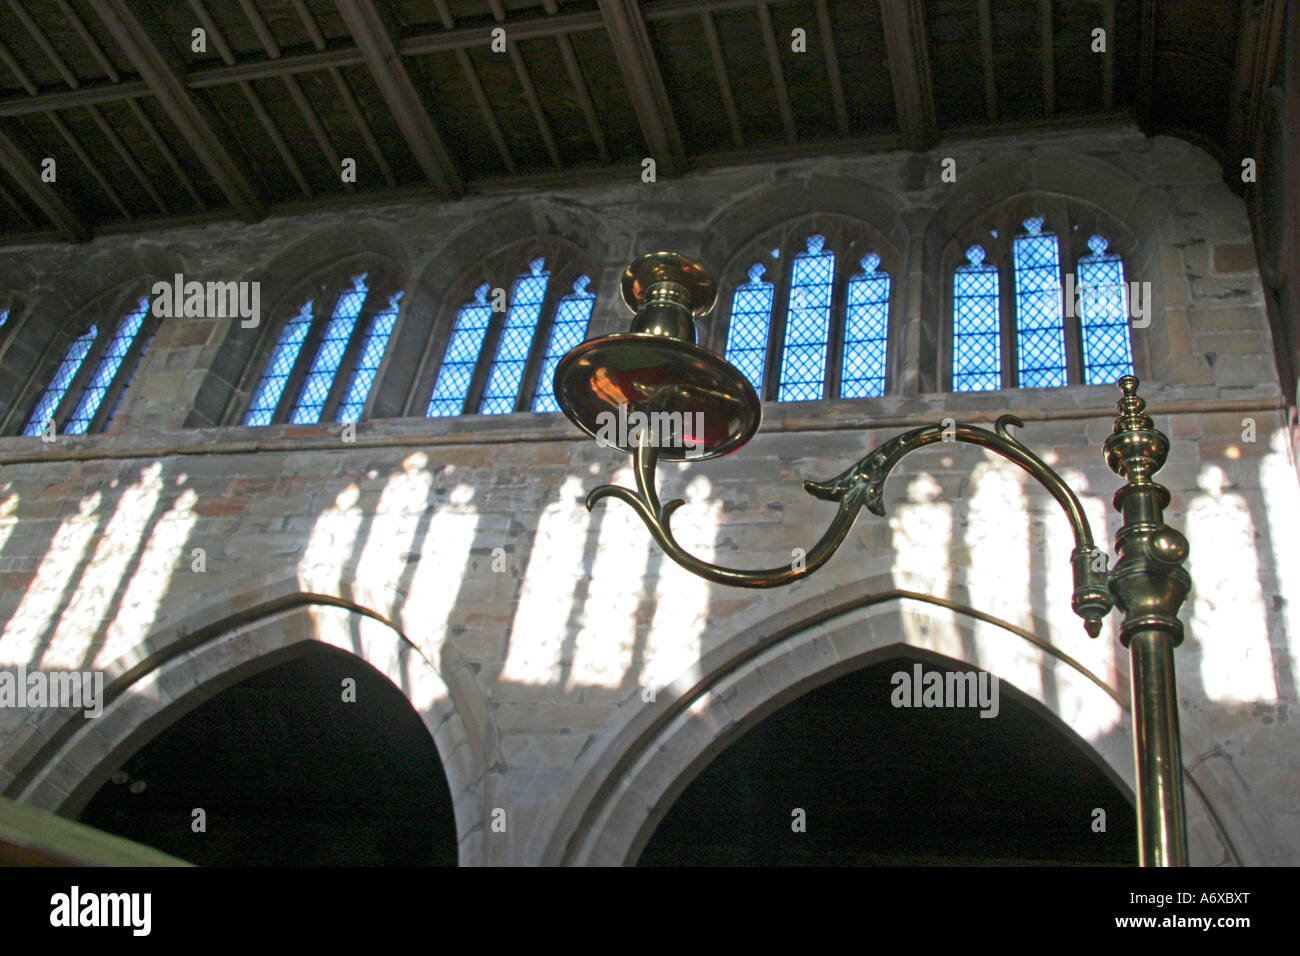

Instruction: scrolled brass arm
[585,413,1114,636]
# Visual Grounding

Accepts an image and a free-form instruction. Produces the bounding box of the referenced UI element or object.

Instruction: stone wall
[0,125,1295,865]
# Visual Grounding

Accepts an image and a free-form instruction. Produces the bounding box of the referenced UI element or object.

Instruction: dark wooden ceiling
[0,0,1285,245]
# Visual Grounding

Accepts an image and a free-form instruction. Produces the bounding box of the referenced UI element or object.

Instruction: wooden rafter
[878,0,936,151]
[597,0,685,175]
[5,0,78,88]
[458,49,516,173]
[47,111,131,218]
[85,104,167,213]
[0,176,36,229]
[553,26,609,162]
[701,11,743,147]
[976,0,997,121]
[335,0,463,196]
[186,0,311,199]
[1101,0,1115,111]
[814,0,849,136]
[52,0,120,84]
[84,0,264,220]
[1135,0,1157,130]
[1038,0,1055,116]
[0,126,88,240]
[0,37,38,95]
[757,3,796,144]
[508,45,562,167]
[125,98,204,209]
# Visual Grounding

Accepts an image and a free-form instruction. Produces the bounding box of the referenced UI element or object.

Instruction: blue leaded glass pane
[1078,235,1134,385]
[532,276,595,413]
[724,263,774,392]
[778,235,834,402]
[290,275,369,424]
[23,325,97,436]
[338,291,402,424]
[840,253,889,398]
[1012,218,1067,389]
[953,245,1001,392]
[479,258,549,415]
[64,297,150,434]
[244,300,314,427]
[0,309,8,329]
[428,284,494,418]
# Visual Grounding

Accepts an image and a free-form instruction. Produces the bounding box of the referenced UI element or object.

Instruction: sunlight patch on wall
[502,477,590,685]
[644,475,720,691]
[0,492,103,668]
[963,455,1040,699]
[0,492,20,556]
[298,483,363,597]
[889,474,961,655]
[1260,429,1300,685]
[42,464,165,670]
[567,466,651,690]
[403,482,478,657]
[1189,464,1277,703]
[355,453,433,620]
[97,487,198,669]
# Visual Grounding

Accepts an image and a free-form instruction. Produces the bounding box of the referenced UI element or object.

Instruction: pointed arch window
[19,293,158,436]
[720,230,894,402]
[532,275,595,413]
[425,251,597,418]
[948,221,1136,392]
[952,245,1002,392]
[242,269,401,427]
[1077,235,1135,384]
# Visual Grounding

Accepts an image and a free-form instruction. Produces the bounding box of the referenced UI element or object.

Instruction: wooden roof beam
[878,0,936,151]
[976,0,997,121]
[757,2,796,144]
[0,126,89,240]
[1038,0,1055,116]
[84,0,264,220]
[335,0,463,197]
[701,11,743,148]
[597,0,685,176]
[814,0,849,136]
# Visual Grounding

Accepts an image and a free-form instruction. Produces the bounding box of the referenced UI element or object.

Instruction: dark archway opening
[79,644,459,866]
[638,654,1136,865]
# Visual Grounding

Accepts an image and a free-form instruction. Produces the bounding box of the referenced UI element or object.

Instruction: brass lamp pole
[554,252,1191,866]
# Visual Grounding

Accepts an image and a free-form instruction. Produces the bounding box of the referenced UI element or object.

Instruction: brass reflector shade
[553,253,761,460]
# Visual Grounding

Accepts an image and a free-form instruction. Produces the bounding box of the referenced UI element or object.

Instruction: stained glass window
[244,300,313,427]
[1012,217,1067,388]
[0,308,8,329]
[953,245,1001,392]
[532,276,594,413]
[338,291,402,424]
[778,235,834,402]
[1077,234,1134,384]
[840,253,889,398]
[64,297,150,435]
[479,257,549,415]
[23,326,97,436]
[724,263,774,392]
[428,284,494,417]
[290,275,369,424]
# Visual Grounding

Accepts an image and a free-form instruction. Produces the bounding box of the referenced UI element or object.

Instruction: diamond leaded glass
[106,331,154,424]
[840,253,889,398]
[532,276,595,413]
[778,235,834,402]
[338,291,403,423]
[952,245,1001,392]
[724,263,775,393]
[290,275,369,424]
[23,325,97,436]
[428,284,493,418]
[1078,235,1134,384]
[479,258,549,415]
[64,297,150,434]
[1012,218,1067,388]
[244,301,314,427]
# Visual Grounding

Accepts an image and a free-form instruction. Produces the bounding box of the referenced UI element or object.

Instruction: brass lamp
[554,252,1192,866]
